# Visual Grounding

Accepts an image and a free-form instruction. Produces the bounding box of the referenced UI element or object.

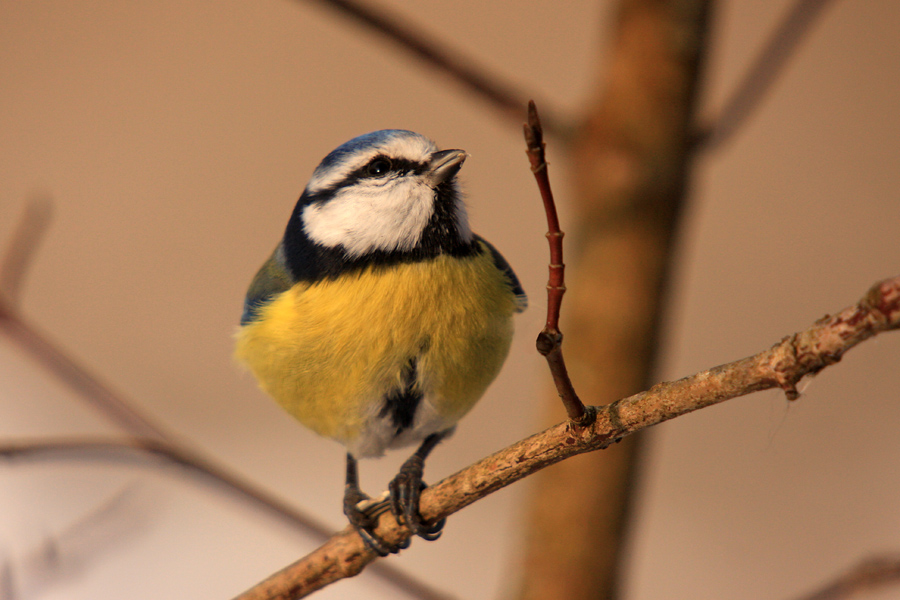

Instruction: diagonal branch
[794,554,900,600]
[0,196,53,307]
[1,201,171,441]
[0,210,453,600]
[0,438,455,600]
[297,0,569,137]
[698,0,837,150]
[234,275,900,599]
[0,295,172,441]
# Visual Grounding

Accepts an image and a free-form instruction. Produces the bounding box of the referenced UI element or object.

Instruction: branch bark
[234,275,900,599]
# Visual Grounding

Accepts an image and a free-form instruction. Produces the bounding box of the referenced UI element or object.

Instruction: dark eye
[366,157,392,177]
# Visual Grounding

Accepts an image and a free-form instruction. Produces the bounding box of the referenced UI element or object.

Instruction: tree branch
[234,275,900,599]
[698,0,836,150]
[0,207,453,600]
[0,236,169,442]
[0,196,53,308]
[794,554,900,600]
[298,0,569,137]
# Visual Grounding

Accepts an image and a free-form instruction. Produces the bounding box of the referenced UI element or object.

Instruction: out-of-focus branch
[698,0,836,150]
[794,554,900,600]
[0,438,337,536]
[0,305,172,441]
[0,208,451,600]
[0,205,169,441]
[297,0,569,137]
[234,275,900,599]
[0,437,455,600]
[0,197,53,307]
[3,486,146,597]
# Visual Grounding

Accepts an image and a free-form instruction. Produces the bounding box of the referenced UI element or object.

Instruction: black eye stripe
[305,156,430,204]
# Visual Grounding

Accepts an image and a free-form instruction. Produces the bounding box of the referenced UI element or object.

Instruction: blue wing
[475,235,527,312]
[240,243,296,325]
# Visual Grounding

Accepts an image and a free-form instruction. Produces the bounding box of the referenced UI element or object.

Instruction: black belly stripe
[380,359,422,434]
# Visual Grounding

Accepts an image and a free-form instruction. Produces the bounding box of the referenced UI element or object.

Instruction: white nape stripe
[305,134,438,195]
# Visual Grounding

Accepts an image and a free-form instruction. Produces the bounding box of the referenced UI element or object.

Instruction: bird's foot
[388,455,445,541]
[344,488,409,556]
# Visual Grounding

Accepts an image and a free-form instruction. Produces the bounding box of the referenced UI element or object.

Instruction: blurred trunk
[515,1,712,599]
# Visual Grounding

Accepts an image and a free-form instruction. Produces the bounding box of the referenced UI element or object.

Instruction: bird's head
[281,130,476,281]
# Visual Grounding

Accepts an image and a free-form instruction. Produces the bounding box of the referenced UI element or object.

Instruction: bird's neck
[282,197,477,283]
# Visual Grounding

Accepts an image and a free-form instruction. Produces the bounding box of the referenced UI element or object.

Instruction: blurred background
[1,1,899,599]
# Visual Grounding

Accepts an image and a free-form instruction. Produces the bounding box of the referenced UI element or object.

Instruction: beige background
[1,2,899,599]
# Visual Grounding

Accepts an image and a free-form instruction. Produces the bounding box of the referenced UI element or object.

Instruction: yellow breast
[235,247,517,453]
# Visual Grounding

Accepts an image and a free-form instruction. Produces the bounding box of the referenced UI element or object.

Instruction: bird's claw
[344,488,409,556]
[389,457,446,541]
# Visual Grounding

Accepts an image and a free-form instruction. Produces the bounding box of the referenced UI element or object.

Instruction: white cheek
[301,179,435,257]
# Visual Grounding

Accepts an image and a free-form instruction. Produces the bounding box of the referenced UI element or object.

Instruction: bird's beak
[427,149,467,187]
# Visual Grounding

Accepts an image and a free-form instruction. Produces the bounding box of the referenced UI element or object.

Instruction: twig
[0,438,334,535]
[234,275,900,599]
[523,101,589,425]
[9,486,144,595]
[698,0,836,150]
[795,554,900,600]
[0,197,53,307]
[0,299,171,441]
[297,0,568,137]
[1,201,167,439]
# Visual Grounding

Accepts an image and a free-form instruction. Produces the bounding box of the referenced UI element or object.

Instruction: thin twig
[9,485,144,594]
[234,275,900,599]
[297,0,569,137]
[523,101,589,425]
[0,438,335,535]
[698,0,836,149]
[0,301,171,441]
[0,202,167,439]
[524,102,564,332]
[0,197,53,307]
[795,554,900,600]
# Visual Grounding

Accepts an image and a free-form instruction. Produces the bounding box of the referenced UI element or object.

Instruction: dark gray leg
[389,432,448,541]
[343,453,408,556]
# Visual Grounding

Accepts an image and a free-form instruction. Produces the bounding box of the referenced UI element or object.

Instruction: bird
[235,129,526,555]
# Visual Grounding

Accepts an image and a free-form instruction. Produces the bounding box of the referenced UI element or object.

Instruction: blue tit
[235,129,526,554]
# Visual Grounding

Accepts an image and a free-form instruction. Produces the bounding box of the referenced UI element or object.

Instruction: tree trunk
[515,1,713,598]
